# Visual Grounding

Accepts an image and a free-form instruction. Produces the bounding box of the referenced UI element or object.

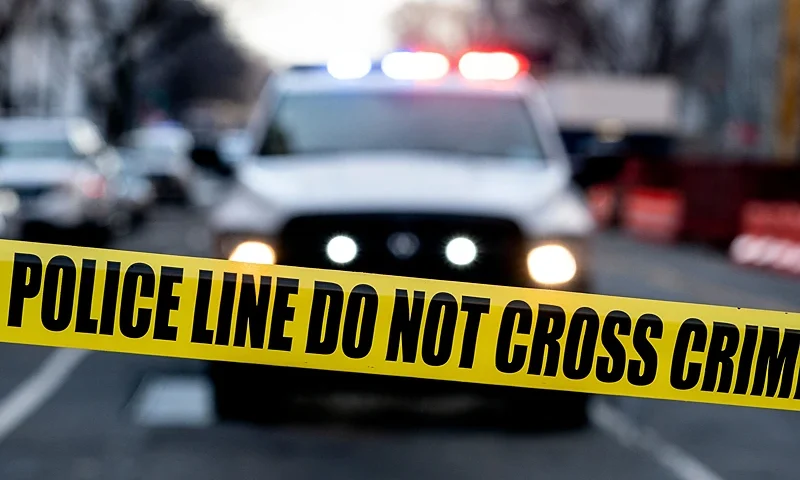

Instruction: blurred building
[725,0,780,157]
[2,0,96,117]
[0,0,265,139]
[476,0,783,157]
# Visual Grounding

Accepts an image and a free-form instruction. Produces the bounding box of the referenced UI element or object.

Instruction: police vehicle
[207,51,599,428]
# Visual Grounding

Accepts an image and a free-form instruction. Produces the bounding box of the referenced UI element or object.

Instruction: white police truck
[206,50,602,428]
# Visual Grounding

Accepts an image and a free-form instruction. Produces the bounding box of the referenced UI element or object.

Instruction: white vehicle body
[216,152,590,239]
[210,57,596,291]
[0,117,121,234]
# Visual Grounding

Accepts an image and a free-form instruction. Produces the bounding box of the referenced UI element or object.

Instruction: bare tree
[0,0,43,113]
[390,1,473,53]
[473,0,623,71]
[645,0,725,75]
[477,0,725,76]
[83,0,260,140]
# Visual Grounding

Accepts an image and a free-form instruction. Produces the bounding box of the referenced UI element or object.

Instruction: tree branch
[671,0,724,74]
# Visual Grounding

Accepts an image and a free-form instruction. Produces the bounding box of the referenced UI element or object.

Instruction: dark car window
[258,92,546,161]
[0,139,80,159]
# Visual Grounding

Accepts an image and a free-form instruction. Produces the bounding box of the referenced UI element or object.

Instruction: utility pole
[776,0,800,161]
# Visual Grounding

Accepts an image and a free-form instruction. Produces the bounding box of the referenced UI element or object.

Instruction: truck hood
[0,158,85,188]
[212,152,595,237]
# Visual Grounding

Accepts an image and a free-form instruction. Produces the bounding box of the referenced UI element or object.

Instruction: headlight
[526,244,577,285]
[445,237,478,266]
[229,241,276,265]
[0,189,19,215]
[327,235,358,264]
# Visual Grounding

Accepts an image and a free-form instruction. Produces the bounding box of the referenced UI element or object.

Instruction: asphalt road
[1,207,799,480]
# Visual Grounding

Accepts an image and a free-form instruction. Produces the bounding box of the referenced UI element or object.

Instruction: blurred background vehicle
[0,117,126,245]
[118,124,197,205]
[543,74,680,168]
[113,154,157,229]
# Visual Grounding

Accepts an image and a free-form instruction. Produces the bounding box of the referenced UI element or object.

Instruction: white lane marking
[131,375,214,428]
[0,348,90,442]
[590,400,725,480]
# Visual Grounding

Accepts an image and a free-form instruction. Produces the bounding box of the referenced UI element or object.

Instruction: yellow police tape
[0,239,799,411]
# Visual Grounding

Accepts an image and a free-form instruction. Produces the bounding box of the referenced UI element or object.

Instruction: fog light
[327,235,358,264]
[445,237,477,266]
[527,244,577,285]
[229,241,276,265]
[0,189,19,215]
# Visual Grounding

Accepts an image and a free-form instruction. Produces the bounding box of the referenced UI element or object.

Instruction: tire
[151,177,191,206]
[76,224,112,248]
[502,389,590,431]
[208,362,293,424]
[210,365,250,422]
[131,209,148,228]
[20,222,51,242]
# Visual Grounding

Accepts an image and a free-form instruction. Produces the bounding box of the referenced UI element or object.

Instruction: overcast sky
[200,0,412,66]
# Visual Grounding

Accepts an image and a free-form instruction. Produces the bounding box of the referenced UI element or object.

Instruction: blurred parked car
[204,52,617,429]
[120,125,196,204]
[112,158,157,230]
[0,117,126,245]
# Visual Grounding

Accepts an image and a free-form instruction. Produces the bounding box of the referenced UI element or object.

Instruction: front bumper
[210,215,593,407]
[216,214,592,292]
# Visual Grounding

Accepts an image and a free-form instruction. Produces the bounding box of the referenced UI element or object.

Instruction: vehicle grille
[278,214,530,287]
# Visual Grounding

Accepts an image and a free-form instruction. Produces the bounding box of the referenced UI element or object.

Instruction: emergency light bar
[326,54,373,80]
[458,52,524,81]
[321,50,528,81]
[381,51,450,80]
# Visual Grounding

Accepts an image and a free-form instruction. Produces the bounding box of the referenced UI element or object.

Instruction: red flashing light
[458,51,528,81]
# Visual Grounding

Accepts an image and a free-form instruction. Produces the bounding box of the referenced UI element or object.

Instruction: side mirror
[218,130,253,166]
[190,144,234,178]
[571,155,626,190]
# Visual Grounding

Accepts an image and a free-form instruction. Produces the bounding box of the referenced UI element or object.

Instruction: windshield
[0,139,79,159]
[133,145,180,157]
[258,92,546,161]
[125,129,191,155]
